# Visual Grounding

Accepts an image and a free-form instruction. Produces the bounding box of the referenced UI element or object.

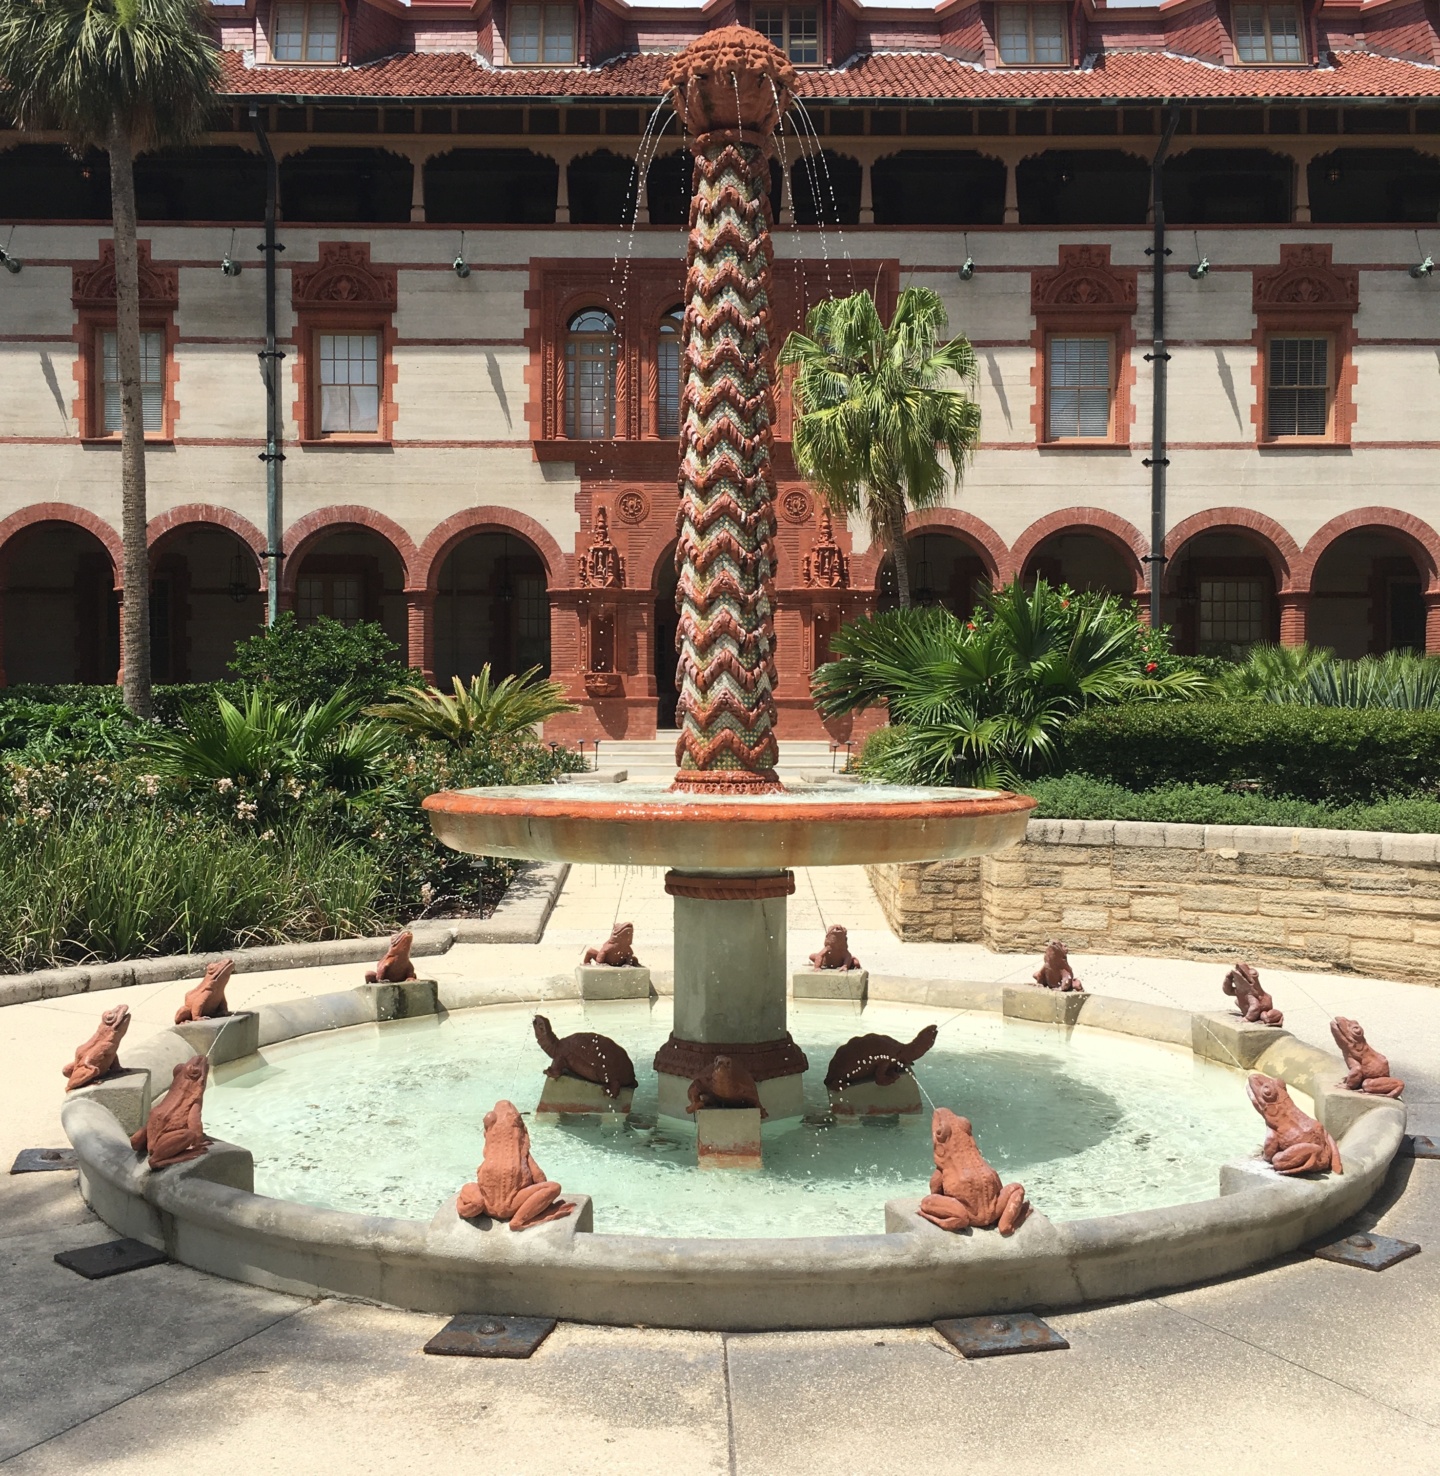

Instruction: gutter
[250,103,285,627]
[1144,103,1181,631]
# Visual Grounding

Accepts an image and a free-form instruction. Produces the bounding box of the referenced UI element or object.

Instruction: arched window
[565,308,616,439]
[657,306,684,439]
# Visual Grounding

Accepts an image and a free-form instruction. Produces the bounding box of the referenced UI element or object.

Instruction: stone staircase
[570,736,850,785]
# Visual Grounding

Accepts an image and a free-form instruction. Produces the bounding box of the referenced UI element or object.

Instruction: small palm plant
[816,580,1211,789]
[779,287,981,608]
[0,0,219,718]
[367,667,576,747]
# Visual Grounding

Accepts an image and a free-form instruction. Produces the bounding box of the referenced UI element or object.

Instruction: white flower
[139,774,161,798]
[216,777,235,794]
[236,799,259,822]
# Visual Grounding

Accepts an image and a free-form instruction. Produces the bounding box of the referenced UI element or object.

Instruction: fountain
[423,25,1035,1121]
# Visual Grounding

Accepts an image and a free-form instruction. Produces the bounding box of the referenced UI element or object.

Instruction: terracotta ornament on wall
[576,506,626,589]
[130,1055,212,1169]
[1330,1017,1404,1097]
[175,958,234,1023]
[1223,962,1283,1026]
[1034,940,1083,991]
[456,1099,576,1230]
[665,26,797,793]
[824,1026,938,1089]
[366,929,417,984]
[1247,1073,1342,1175]
[801,508,850,590]
[533,1015,638,1099]
[583,922,641,967]
[918,1108,1031,1235]
[62,1004,131,1091]
[687,1055,768,1117]
[809,923,860,971]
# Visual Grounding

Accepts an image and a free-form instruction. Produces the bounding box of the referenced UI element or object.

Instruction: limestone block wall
[867,820,1440,984]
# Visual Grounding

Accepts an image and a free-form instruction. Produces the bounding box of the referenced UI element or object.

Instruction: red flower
[1145,662,1158,673]
[1060,599,1070,608]
[966,621,976,630]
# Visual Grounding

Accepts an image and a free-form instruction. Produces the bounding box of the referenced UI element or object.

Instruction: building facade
[2,0,1439,741]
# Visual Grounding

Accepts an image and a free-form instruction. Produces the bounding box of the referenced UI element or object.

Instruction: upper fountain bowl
[423,782,1035,870]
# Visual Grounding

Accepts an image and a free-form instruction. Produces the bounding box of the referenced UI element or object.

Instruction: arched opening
[1309,529,1427,657]
[289,528,406,653]
[433,531,550,683]
[871,151,1005,225]
[1165,532,1281,656]
[644,151,691,226]
[565,309,617,439]
[278,148,412,223]
[1163,149,1293,224]
[1309,149,1440,224]
[653,542,681,730]
[147,526,264,683]
[133,148,267,221]
[790,149,862,225]
[1,523,117,684]
[425,148,558,224]
[0,144,110,219]
[1017,150,1149,226]
[876,532,991,618]
[568,149,640,225]
[1022,531,1139,597]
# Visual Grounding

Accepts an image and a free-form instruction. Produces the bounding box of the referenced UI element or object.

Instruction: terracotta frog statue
[456,1100,575,1230]
[1247,1073,1342,1176]
[1330,1017,1404,1098]
[687,1055,767,1118]
[175,958,233,1024]
[918,1108,1030,1235]
[533,1015,638,1099]
[824,1025,939,1089]
[130,1055,213,1170]
[1223,962,1283,1026]
[1034,940,1083,992]
[810,924,860,972]
[583,921,640,967]
[62,1003,131,1091]
[366,928,417,984]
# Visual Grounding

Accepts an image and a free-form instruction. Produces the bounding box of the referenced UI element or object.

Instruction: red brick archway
[148,505,267,586]
[1011,508,1148,596]
[417,506,567,592]
[0,504,123,586]
[895,509,1012,586]
[281,506,419,599]
[1298,508,1440,595]
[1163,508,1299,593]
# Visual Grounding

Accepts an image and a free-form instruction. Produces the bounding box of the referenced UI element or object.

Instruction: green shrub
[1058,701,1440,803]
[1026,772,1440,834]
[368,667,577,746]
[228,613,420,707]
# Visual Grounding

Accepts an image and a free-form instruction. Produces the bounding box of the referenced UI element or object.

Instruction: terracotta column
[408,151,427,223]
[1278,591,1309,646]
[554,151,571,224]
[1003,158,1020,225]
[1425,591,1440,655]
[405,587,435,681]
[858,156,874,225]
[1293,149,1313,224]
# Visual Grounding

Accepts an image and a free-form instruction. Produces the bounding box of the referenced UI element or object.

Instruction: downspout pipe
[1144,104,1181,629]
[251,104,285,627]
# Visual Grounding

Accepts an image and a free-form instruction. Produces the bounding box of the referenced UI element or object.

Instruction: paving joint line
[1148,1297,1438,1430]
[720,1331,738,1476]
[0,1300,311,1466]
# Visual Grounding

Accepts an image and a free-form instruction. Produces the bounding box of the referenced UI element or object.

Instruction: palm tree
[0,0,219,717]
[779,286,981,608]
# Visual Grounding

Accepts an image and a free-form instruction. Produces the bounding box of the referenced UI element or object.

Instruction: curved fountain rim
[62,979,1407,1331]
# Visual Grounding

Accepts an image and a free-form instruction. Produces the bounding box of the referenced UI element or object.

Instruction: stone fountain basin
[62,976,1406,1331]
[423,782,1036,869]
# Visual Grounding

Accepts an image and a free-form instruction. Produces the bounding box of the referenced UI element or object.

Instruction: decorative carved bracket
[291,241,398,313]
[72,241,178,311]
[1030,244,1137,319]
[1252,243,1359,318]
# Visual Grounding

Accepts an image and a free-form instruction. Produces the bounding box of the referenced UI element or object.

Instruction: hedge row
[1057,701,1440,803]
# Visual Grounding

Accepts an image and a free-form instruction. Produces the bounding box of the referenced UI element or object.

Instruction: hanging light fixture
[228,550,252,604]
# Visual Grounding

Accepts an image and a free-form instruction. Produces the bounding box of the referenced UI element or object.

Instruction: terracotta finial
[918,1108,1030,1234]
[533,1015,638,1099]
[665,23,798,139]
[456,1100,575,1230]
[175,958,233,1024]
[1330,1017,1404,1097]
[1223,962,1283,1026]
[130,1056,212,1170]
[1247,1073,1342,1175]
[366,929,417,984]
[62,1004,131,1091]
[583,921,640,967]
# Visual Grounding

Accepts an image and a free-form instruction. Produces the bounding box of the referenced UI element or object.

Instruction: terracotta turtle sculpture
[687,1055,767,1118]
[533,1015,638,1099]
[824,1025,939,1090]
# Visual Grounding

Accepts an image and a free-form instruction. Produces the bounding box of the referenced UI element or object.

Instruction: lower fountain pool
[207,998,1262,1239]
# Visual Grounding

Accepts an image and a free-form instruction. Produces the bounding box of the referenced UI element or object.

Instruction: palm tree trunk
[108,117,152,719]
[885,498,912,608]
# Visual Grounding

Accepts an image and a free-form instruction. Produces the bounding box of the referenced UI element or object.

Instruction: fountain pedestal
[653,870,809,1119]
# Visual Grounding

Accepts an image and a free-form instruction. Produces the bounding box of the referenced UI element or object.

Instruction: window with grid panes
[272,2,341,62]
[1232,3,1304,63]
[1046,336,1112,440]
[565,309,616,439]
[100,330,165,435]
[298,573,363,625]
[657,306,684,438]
[508,3,576,64]
[996,4,1068,65]
[752,7,821,65]
[1267,336,1329,438]
[317,332,380,436]
[1199,579,1266,646]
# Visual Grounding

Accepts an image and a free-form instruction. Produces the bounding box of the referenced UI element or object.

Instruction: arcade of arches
[2,510,1437,732]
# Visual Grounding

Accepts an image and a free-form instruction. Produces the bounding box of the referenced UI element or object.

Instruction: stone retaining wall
[867,820,1440,983]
